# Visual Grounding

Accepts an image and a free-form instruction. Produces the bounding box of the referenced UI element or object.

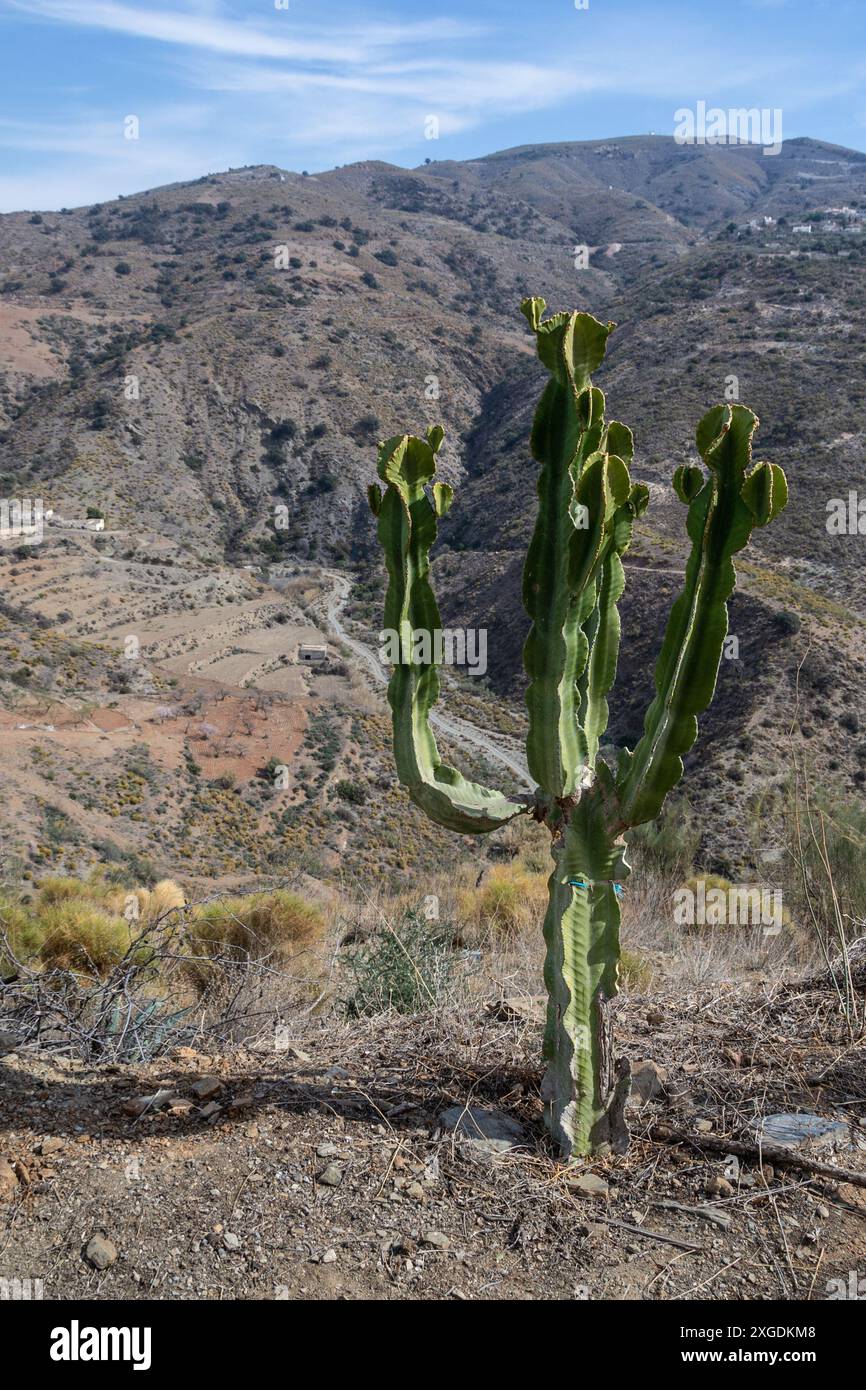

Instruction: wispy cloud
[7,0,482,62]
[0,0,861,210]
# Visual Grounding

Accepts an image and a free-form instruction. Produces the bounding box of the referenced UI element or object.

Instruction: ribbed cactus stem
[542,776,631,1154]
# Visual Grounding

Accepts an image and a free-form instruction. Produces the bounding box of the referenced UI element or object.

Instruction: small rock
[486,995,546,1025]
[227,1092,254,1113]
[122,1088,176,1116]
[406,1180,425,1203]
[815,1204,830,1219]
[199,1101,222,1120]
[566,1171,609,1199]
[317,1163,343,1187]
[438,1106,526,1158]
[85,1233,117,1270]
[38,1137,63,1156]
[707,1175,735,1197]
[321,1248,337,1264]
[223,1231,240,1251]
[695,1119,714,1133]
[421,1230,450,1249]
[0,1161,18,1202]
[629,1059,667,1107]
[190,1076,223,1101]
[316,1142,340,1159]
[751,1112,849,1152]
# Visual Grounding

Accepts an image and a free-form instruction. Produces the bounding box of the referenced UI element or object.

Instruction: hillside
[0,136,865,884]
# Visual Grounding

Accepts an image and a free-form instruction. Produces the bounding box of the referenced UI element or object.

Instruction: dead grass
[186,888,328,989]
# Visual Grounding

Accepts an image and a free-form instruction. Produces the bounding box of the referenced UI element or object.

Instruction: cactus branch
[372,430,527,834]
[616,404,788,829]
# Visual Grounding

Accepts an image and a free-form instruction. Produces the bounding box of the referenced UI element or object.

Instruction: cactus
[368,299,788,1159]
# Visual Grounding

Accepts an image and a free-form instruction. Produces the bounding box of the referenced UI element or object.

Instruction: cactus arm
[373,430,527,834]
[580,548,624,767]
[616,404,788,828]
[520,298,616,797]
[578,478,648,770]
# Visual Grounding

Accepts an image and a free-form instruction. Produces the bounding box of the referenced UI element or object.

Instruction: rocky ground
[2,981,864,1302]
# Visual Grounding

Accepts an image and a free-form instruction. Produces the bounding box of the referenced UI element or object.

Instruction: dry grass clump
[0,895,43,977]
[0,872,187,979]
[103,878,186,925]
[619,948,656,992]
[34,901,134,974]
[187,889,327,976]
[459,864,549,940]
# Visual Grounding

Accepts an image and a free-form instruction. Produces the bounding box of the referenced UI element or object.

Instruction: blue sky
[0,0,864,211]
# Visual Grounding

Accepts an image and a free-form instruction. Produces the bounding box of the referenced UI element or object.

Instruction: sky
[0,0,864,212]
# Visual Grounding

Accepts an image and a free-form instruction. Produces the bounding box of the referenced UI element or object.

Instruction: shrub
[36,901,132,975]
[785,789,866,943]
[334,778,367,805]
[342,910,459,1015]
[627,801,700,880]
[0,895,43,978]
[187,889,326,983]
[459,864,548,939]
[351,413,380,443]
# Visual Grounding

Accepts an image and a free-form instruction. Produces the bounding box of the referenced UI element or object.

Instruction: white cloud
[0,0,855,209]
[7,0,481,62]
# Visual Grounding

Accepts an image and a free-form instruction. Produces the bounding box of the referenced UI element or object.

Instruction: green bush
[342,910,460,1016]
[627,801,700,880]
[334,778,367,805]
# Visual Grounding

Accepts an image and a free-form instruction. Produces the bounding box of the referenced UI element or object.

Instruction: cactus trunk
[368,298,787,1160]
[542,783,631,1155]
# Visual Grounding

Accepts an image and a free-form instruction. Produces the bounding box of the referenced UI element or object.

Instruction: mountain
[1,136,864,885]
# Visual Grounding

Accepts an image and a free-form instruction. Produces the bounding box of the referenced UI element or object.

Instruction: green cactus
[368,299,788,1159]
